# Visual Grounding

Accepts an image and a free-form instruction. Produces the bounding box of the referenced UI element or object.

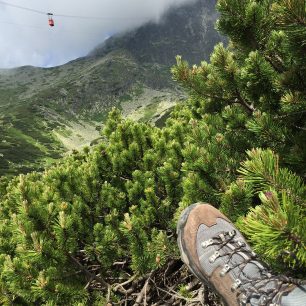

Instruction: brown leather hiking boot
[177,203,304,306]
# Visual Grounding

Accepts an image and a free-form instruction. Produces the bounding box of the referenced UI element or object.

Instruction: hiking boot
[177,203,304,306]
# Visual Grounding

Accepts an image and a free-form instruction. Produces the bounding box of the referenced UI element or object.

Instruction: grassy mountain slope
[0,0,223,176]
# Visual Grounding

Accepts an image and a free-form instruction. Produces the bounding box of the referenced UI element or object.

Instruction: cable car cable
[0,19,43,29]
[0,1,150,20]
[0,0,46,15]
[54,14,149,20]
[0,19,110,37]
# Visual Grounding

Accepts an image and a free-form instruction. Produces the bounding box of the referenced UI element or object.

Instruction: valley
[0,0,224,176]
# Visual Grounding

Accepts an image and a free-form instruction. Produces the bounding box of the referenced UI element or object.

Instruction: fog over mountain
[0,0,196,68]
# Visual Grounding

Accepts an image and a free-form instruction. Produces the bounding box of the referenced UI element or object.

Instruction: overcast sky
[0,0,194,68]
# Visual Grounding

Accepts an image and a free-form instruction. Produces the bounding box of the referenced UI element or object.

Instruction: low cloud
[0,0,195,68]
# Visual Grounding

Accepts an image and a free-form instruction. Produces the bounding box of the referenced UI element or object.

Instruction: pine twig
[113,275,137,293]
[67,253,109,288]
[133,271,153,306]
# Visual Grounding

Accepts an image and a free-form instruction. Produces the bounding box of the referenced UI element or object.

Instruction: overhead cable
[0,0,46,15]
[0,1,150,20]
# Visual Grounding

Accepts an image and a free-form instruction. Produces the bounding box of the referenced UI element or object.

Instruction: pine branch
[234,96,255,114]
[264,55,286,73]
[185,76,255,114]
[67,253,109,288]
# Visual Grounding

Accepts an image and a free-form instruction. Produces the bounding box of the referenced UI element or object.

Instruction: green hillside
[0,0,223,177]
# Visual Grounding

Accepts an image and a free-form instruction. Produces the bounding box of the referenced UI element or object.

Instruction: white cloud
[0,0,194,68]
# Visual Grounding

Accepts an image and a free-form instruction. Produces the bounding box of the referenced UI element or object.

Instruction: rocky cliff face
[0,0,224,176]
[90,0,223,65]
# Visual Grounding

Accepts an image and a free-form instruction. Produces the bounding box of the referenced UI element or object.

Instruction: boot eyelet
[240,294,247,304]
[237,240,245,247]
[228,230,236,237]
[231,279,241,291]
[219,264,231,276]
[201,238,213,248]
[209,251,220,263]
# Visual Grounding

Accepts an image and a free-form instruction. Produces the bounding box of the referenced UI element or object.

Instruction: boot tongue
[230,250,295,306]
[225,240,266,285]
[224,241,280,304]
[219,235,301,305]
[280,286,306,306]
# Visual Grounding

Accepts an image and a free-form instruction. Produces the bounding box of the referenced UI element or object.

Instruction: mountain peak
[89,0,224,65]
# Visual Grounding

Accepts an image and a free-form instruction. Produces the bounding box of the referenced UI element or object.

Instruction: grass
[119,94,132,102]
[0,105,64,176]
[56,128,73,138]
[140,102,159,122]
[8,127,49,153]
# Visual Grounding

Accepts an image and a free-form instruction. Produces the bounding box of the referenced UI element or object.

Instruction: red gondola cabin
[48,18,54,27]
[47,13,54,27]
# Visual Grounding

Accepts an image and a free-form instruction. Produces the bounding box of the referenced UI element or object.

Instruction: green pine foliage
[236,149,306,272]
[0,105,279,304]
[173,0,306,175]
[0,0,305,304]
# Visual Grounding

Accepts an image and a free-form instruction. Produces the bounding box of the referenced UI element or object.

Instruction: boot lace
[203,230,305,306]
